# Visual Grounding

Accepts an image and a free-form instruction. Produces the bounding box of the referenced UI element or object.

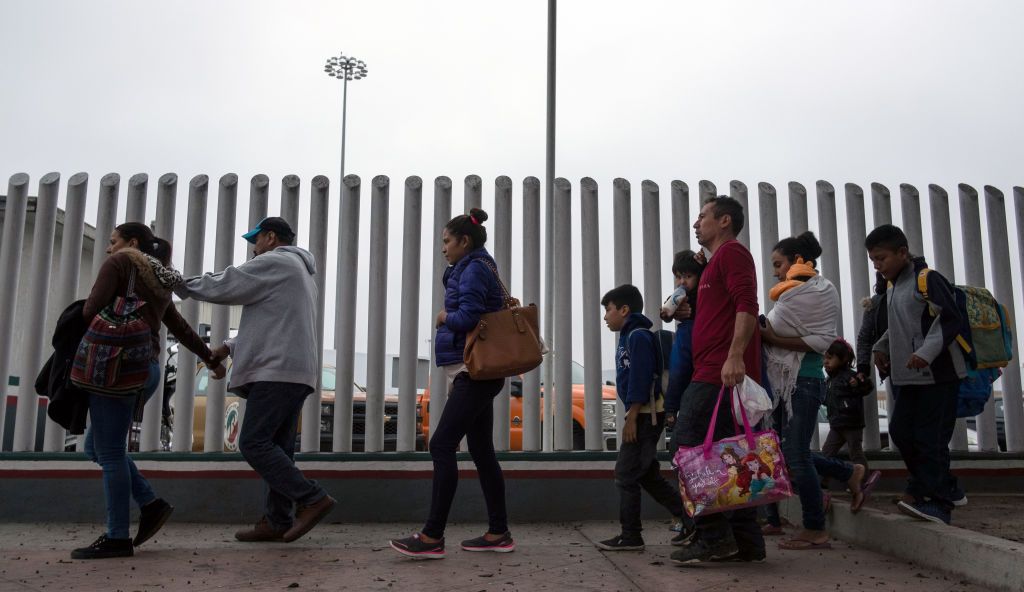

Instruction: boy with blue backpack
[866,224,965,524]
[596,284,686,551]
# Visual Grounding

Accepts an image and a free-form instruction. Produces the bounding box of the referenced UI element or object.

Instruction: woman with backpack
[72,222,224,559]
[390,208,514,559]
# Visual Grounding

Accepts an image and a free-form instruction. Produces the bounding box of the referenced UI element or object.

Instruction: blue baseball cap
[242,216,295,244]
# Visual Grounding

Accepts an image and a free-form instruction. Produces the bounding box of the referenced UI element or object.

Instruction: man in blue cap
[175,216,336,543]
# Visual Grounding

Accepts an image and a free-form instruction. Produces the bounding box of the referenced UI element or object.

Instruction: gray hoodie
[175,246,319,394]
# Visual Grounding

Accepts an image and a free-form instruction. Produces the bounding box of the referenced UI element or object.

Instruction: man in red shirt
[671,196,766,565]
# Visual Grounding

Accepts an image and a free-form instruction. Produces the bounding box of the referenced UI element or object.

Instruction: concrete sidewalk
[0,521,988,592]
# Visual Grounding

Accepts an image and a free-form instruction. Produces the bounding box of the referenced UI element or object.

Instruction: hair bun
[798,231,823,260]
[469,208,489,223]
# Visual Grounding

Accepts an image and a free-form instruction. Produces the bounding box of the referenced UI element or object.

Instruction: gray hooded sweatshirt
[175,246,319,394]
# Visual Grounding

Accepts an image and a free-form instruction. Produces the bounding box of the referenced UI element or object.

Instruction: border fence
[1,172,1022,455]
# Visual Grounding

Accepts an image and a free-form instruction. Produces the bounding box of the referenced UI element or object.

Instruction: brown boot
[235,517,287,542]
[282,495,336,543]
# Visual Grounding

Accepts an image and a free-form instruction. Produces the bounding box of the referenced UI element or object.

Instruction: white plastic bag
[732,375,773,426]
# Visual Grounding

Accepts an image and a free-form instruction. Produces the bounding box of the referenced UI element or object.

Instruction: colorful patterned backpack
[71,269,153,395]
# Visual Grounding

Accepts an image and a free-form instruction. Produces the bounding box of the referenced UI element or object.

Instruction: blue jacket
[435,248,505,367]
[616,313,659,410]
[664,319,694,414]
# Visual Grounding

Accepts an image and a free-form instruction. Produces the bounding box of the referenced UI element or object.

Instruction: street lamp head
[323,52,369,80]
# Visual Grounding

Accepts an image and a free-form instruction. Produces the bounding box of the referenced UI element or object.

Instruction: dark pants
[889,381,959,511]
[423,373,507,539]
[616,411,684,539]
[674,381,765,554]
[238,382,327,531]
[822,427,868,471]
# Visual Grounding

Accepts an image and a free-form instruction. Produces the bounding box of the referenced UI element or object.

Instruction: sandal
[761,524,785,536]
[852,470,882,513]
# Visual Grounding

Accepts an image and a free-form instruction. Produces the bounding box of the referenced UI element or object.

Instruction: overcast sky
[2,0,1023,372]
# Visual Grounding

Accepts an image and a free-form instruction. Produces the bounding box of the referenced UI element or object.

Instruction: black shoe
[595,535,644,551]
[670,536,738,566]
[711,547,767,563]
[389,533,445,559]
[461,531,516,552]
[134,498,174,546]
[671,526,697,547]
[71,535,134,560]
[897,500,951,525]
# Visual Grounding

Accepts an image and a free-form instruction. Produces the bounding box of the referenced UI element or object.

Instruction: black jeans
[238,382,327,530]
[423,372,507,539]
[889,381,959,510]
[616,411,684,539]
[674,381,765,554]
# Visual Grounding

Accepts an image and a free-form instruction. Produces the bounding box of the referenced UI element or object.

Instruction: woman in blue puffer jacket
[391,208,514,559]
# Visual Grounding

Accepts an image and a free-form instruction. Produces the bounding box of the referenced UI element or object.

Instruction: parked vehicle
[163,351,424,452]
[418,361,620,450]
[815,400,979,452]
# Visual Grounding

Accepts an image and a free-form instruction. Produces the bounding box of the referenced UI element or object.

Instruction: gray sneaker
[670,536,739,565]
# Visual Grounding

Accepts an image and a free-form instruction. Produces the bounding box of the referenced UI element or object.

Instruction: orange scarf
[768,257,818,301]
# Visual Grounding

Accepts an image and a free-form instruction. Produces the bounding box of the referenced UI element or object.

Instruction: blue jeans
[237,382,327,530]
[774,377,853,531]
[84,360,161,539]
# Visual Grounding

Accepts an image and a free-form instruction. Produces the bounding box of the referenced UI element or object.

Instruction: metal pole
[248,175,270,256]
[341,76,348,180]
[521,176,542,451]
[671,180,689,254]
[427,177,451,445]
[816,180,843,337]
[203,174,237,452]
[91,174,120,285]
[984,186,1024,452]
[172,175,207,450]
[464,175,482,213]
[171,175,208,452]
[553,177,573,450]
[281,175,301,237]
[139,173,176,452]
[928,184,968,451]
[698,180,717,206]
[492,176,513,450]
[43,172,89,451]
[581,177,603,450]
[124,173,148,224]
[365,175,390,452]
[899,184,924,256]
[300,175,330,452]
[731,180,750,248]
[544,0,557,454]
[234,174,268,447]
[871,181,896,444]
[758,182,779,311]
[13,173,59,451]
[641,180,662,330]
[788,181,808,236]
[959,184,999,451]
[845,183,880,451]
[871,182,892,226]
[0,173,29,448]
[333,175,361,452]
[398,176,423,452]
[612,177,632,449]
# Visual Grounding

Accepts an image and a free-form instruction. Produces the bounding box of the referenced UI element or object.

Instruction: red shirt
[692,240,762,386]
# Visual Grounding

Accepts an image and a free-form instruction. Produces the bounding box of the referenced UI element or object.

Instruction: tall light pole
[324,52,368,181]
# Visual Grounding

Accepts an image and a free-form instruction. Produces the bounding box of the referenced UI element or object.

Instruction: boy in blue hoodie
[596,284,685,551]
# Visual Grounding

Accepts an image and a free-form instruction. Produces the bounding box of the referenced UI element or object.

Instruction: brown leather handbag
[463,260,543,380]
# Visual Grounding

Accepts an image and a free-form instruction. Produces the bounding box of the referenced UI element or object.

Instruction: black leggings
[422,372,507,539]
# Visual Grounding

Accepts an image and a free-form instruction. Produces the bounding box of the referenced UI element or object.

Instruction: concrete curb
[779,496,1024,592]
